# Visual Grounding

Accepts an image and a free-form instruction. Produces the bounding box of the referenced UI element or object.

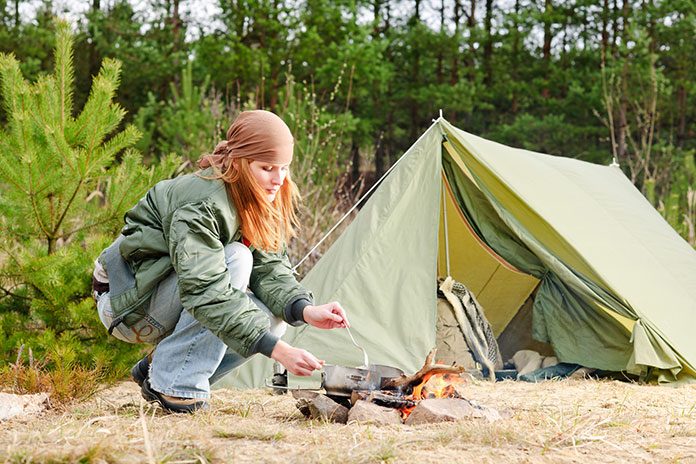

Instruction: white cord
[292,149,408,272]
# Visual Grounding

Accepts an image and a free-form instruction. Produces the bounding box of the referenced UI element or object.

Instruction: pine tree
[0,21,178,255]
[0,21,180,372]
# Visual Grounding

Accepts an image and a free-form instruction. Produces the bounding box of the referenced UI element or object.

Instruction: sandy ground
[1,378,696,463]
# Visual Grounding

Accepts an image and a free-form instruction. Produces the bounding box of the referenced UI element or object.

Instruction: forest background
[0,0,694,395]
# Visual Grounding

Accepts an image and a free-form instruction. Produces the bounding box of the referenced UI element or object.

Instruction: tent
[221,117,696,388]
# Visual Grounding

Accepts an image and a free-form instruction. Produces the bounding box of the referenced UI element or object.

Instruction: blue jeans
[96,242,286,399]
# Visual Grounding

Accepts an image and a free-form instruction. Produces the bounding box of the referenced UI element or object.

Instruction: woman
[93,110,348,413]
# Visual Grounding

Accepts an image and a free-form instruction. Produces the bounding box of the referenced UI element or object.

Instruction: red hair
[199,157,300,252]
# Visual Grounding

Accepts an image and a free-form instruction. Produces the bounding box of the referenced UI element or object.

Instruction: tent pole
[442,175,451,277]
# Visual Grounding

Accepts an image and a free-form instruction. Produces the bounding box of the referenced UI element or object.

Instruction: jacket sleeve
[249,248,314,327]
[167,201,278,358]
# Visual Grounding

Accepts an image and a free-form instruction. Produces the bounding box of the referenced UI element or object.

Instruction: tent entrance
[438,146,546,361]
[438,169,538,328]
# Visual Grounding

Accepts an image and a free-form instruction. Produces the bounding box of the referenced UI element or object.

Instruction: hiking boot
[141,379,208,414]
[130,355,151,387]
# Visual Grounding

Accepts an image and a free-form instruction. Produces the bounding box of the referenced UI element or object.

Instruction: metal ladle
[345,326,369,369]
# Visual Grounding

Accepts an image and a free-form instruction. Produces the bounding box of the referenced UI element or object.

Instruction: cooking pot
[322,364,404,397]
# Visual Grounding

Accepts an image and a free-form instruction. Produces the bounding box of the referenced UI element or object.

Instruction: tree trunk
[267,2,280,111]
[376,104,395,178]
[375,132,387,179]
[646,0,656,54]
[450,0,462,85]
[465,0,477,81]
[350,138,361,189]
[611,0,620,58]
[617,0,631,171]
[373,0,392,177]
[171,0,181,45]
[541,0,552,99]
[169,0,182,86]
[511,0,520,113]
[372,0,382,35]
[483,0,493,86]
[88,0,101,83]
[409,0,421,141]
[676,84,686,147]
[436,0,445,84]
[601,0,609,66]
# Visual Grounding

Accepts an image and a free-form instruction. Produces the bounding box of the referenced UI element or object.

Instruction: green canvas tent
[221,117,696,388]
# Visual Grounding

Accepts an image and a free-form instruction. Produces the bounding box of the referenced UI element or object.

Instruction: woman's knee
[224,242,253,289]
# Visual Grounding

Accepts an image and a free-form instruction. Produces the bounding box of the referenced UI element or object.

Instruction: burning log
[350,390,417,409]
[382,348,466,391]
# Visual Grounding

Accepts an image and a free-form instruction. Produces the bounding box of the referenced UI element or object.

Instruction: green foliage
[4,2,695,253]
[135,61,222,161]
[0,21,180,373]
[74,0,187,115]
[484,113,605,161]
[658,149,696,246]
[0,5,56,90]
[0,21,178,254]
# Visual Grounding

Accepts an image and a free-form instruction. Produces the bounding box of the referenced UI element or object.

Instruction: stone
[0,392,49,421]
[293,390,320,417]
[291,390,319,400]
[308,394,349,424]
[404,398,501,425]
[295,398,312,418]
[347,400,403,425]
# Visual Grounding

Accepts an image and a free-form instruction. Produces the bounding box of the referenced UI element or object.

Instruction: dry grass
[2,378,696,463]
[0,349,105,408]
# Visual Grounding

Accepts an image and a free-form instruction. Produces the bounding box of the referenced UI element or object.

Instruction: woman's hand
[303,302,349,329]
[270,340,324,376]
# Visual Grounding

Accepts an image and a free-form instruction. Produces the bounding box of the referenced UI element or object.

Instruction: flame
[400,372,467,419]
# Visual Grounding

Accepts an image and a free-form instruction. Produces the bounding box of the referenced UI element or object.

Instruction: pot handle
[263,379,320,392]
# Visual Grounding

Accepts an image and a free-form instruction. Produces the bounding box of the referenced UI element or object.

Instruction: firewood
[367,391,417,409]
[350,390,370,405]
[382,348,466,391]
[350,389,416,409]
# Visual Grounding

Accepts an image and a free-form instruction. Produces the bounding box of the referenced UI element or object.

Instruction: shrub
[0,21,180,380]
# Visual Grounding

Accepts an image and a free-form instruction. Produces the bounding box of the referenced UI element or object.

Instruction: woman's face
[248,160,290,201]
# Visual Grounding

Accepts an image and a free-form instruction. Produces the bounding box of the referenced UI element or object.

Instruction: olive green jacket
[104,168,312,358]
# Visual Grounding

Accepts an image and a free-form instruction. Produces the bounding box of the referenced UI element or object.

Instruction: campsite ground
[2,378,695,463]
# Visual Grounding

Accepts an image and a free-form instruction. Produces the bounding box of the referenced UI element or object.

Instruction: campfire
[292,349,501,425]
[399,372,468,419]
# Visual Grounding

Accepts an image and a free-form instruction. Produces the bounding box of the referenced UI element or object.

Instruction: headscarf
[199,110,294,170]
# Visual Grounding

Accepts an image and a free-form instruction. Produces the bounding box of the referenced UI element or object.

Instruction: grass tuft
[214,428,285,442]
[0,347,105,407]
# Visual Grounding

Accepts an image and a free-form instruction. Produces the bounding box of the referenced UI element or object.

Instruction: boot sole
[140,380,209,414]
